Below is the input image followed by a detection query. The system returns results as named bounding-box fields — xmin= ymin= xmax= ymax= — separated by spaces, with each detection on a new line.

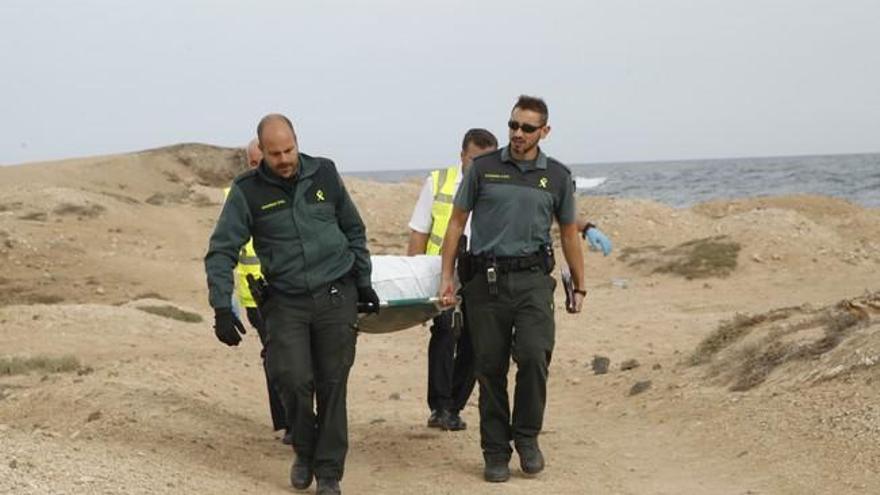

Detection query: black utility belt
xmin=471 ymin=253 xmax=545 ymax=274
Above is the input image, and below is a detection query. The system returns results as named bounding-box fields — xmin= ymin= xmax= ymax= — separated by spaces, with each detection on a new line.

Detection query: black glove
xmin=213 ymin=308 xmax=247 ymax=346
xmin=357 ymin=286 xmax=380 ymax=314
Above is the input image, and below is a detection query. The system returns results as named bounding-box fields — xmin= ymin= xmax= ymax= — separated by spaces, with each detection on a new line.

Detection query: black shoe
xmin=516 ymin=444 xmax=545 ymax=475
xmin=290 ymin=455 xmax=314 ymax=490
xmin=427 ymin=409 xmax=447 ymax=428
xmin=483 ymin=458 xmax=510 ymax=482
xmin=316 ymin=477 xmax=341 ymax=495
xmin=281 ymin=429 xmax=294 ymax=445
xmin=442 ymin=411 xmax=467 ymax=431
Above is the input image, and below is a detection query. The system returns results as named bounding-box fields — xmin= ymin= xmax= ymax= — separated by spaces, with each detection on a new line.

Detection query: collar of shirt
xmin=500 ymin=145 xmax=548 ymax=170
xmin=257 ymin=154 xmax=316 ymax=189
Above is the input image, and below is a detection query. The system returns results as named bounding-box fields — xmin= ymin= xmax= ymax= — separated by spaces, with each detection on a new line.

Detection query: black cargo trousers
xmin=460 ymin=266 xmax=556 ymax=462
xmin=427 ymin=303 xmax=476 ymax=414
xmin=245 ymin=307 xmax=288 ymax=433
xmin=263 ymin=275 xmax=358 ymax=481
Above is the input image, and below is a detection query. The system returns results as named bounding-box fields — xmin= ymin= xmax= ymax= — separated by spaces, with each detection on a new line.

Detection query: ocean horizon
xmin=346 ymin=152 xmax=880 ymax=208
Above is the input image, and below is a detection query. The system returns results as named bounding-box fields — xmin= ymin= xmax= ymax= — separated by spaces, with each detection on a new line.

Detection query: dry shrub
xmin=0 ymin=354 xmax=81 ymax=376
xmin=24 ymin=293 xmax=65 ymax=305
xmin=163 ymin=170 xmax=182 ymax=183
xmin=655 ymin=236 xmax=741 ymax=279
xmin=145 ymin=190 xmax=193 ymax=206
xmin=99 ymin=191 xmax=140 ymax=204
xmin=619 ymin=236 xmax=741 ymax=279
xmin=0 ymin=202 xmax=22 ymax=212
xmin=689 ymin=308 xmax=797 ymax=365
xmin=700 ymin=303 xmax=871 ymax=392
xmin=730 ymin=340 xmax=794 ymax=391
xmin=53 ymin=202 xmax=106 ymax=218
xmin=137 ymin=305 xmax=203 ymax=323
xmin=133 ymin=291 xmax=167 ymax=300
xmin=18 ymin=211 xmax=47 ymax=221
xmin=190 ymin=193 xmax=217 ymax=207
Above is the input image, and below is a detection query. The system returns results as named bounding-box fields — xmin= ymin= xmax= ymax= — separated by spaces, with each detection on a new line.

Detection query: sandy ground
xmin=1 ymin=144 xmax=879 ymax=494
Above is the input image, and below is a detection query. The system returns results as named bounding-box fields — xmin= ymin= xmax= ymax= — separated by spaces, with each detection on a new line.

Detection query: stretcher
xmin=357 ymin=255 xmax=444 ymax=334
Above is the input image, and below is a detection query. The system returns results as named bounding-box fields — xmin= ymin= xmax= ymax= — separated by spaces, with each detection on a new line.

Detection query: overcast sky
xmin=1 ymin=0 xmax=878 ymax=170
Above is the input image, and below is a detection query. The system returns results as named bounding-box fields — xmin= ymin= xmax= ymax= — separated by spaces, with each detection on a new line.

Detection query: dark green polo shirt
xmin=454 ymin=146 xmax=576 ymax=257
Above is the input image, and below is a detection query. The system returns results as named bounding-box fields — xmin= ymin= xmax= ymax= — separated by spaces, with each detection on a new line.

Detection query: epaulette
xmin=546 ymin=155 xmax=572 ymax=176
xmin=233 ymin=167 xmax=259 ymax=184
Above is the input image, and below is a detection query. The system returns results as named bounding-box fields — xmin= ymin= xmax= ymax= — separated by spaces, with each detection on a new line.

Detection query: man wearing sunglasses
xmin=438 ymin=95 xmax=586 ymax=483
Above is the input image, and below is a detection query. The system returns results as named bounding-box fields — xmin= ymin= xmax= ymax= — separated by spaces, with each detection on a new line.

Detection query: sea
xmin=348 ymin=153 xmax=880 ymax=208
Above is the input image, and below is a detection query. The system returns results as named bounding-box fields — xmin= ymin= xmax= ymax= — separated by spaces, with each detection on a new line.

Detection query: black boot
xmin=442 ymin=411 xmax=467 ymax=431
xmin=316 ymin=477 xmax=342 ymax=495
xmin=289 ymin=455 xmax=314 ymax=490
xmin=516 ymin=443 xmax=545 ymax=475
xmin=483 ymin=456 xmax=510 ymax=482
xmin=427 ymin=409 xmax=448 ymax=428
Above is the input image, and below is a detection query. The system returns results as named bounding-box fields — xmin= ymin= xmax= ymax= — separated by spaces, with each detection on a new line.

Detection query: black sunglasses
xmin=507 ymin=120 xmax=543 ymax=133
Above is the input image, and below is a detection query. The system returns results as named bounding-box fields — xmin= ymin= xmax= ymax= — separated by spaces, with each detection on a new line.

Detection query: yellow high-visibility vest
xmin=425 ymin=166 xmax=459 ymax=255
xmin=223 ymin=188 xmax=263 ymax=308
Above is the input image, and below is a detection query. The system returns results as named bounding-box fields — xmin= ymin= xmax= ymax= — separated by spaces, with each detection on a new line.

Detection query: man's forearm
xmin=559 ymin=224 xmax=585 ymax=289
xmin=440 ymin=212 xmax=467 ymax=279
xmin=407 ymin=230 xmax=430 ymax=256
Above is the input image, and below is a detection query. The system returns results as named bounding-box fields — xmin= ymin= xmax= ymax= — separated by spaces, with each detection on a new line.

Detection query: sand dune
xmin=1 ymin=144 xmax=879 ymax=494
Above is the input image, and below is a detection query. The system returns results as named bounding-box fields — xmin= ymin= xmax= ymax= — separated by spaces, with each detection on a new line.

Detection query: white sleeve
xmin=407 ymin=176 xmax=435 ymax=233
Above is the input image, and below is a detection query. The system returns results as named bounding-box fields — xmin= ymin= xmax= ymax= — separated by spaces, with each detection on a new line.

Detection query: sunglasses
xmin=507 ymin=120 xmax=543 ymax=133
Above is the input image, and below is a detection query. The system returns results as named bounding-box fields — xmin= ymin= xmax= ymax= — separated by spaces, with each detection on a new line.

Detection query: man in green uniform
xmin=226 ymin=138 xmax=289 ymax=444
xmin=205 ymin=114 xmax=378 ymax=495
xmin=439 ymin=95 xmax=586 ymax=482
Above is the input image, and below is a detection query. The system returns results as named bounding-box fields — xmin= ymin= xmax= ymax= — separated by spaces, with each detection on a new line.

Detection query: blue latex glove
xmin=583 ymin=225 xmax=612 ymax=256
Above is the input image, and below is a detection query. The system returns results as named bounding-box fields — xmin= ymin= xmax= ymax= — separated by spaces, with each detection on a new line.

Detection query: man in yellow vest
xmin=407 ymin=128 xmax=498 ymax=431
xmin=226 ymin=138 xmax=289 ymax=443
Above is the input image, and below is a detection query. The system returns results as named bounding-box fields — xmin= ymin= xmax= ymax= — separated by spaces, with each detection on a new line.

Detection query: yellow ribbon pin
xmin=316 ymin=189 xmax=325 ymax=201
xmin=539 ymin=177 xmax=548 ymax=188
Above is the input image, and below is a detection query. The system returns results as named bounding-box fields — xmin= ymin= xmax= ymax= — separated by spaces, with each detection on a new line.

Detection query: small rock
xmin=629 ymin=380 xmax=652 ymax=396
xmin=370 ymin=418 xmax=386 ymax=425
xmin=620 ymin=359 xmax=640 ymax=371
xmin=703 ymin=283 xmax=712 ymax=289
xmin=9 ymin=459 xmax=17 ymax=469
xmin=751 ymin=254 xmax=763 ymax=263
xmin=591 ymin=355 xmax=610 ymax=375
xmin=388 ymin=392 xmax=401 ymax=401
xmin=95 ymin=287 xmax=105 ymax=295
xmin=569 ymin=377 xmax=582 ymax=385
xmin=652 ymin=363 xmax=662 ymax=370
xmin=86 ymin=411 xmax=102 ymax=422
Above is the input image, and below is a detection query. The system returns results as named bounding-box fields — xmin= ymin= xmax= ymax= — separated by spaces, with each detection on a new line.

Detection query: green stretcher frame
xmin=357 ymin=297 xmax=442 ymax=334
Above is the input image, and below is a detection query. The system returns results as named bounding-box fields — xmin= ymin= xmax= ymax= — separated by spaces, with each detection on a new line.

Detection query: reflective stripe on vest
xmin=425 ymin=166 xmax=459 ymax=255
xmin=224 ymin=187 xmax=263 ymax=308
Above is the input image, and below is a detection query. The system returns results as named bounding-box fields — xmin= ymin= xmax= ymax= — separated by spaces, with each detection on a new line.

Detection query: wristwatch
xmin=581 ymin=222 xmax=595 ymax=237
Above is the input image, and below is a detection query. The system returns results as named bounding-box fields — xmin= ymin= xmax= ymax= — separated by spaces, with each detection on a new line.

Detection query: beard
xmin=511 ymin=137 xmax=538 ymax=156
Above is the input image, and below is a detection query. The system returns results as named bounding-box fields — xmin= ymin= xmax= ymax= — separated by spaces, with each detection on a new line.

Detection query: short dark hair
xmin=256 ymin=113 xmax=295 ymax=143
xmin=512 ymin=95 xmax=549 ymax=125
xmin=461 ymin=128 xmax=498 ymax=151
